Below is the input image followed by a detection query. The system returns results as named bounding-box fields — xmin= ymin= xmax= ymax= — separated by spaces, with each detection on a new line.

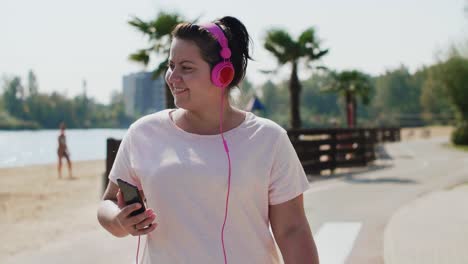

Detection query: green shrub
xmin=451 ymin=123 xmax=468 ymax=145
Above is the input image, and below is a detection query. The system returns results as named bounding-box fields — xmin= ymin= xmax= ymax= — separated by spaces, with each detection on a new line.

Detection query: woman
xmin=57 ymin=122 xmax=73 ymax=179
xmin=97 ymin=16 xmax=319 ymax=263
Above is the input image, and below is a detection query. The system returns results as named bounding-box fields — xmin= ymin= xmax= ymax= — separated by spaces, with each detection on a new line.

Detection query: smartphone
xmin=117 ymin=179 xmax=146 ymax=216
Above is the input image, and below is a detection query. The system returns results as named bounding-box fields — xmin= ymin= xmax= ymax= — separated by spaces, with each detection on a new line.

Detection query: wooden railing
xmin=287 ymin=127 xmax=400 ymax=174
xmin=103 ymin=127 xmax=400 ymax=190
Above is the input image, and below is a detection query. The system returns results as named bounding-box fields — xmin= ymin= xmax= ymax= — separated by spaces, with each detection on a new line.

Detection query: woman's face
xmin=165 ymin=37 xmax=219 ymax=110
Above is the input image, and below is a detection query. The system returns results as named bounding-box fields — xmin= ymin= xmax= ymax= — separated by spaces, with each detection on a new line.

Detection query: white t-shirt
xmin=109 ymin=109 xmax=310 ymax=264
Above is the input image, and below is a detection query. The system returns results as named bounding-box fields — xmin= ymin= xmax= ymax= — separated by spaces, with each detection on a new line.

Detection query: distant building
xmin=123 ymin=72 xmax=166 ymax=116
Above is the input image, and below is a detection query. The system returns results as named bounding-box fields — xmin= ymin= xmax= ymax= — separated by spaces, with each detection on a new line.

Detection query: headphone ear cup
xmin=211 ymin=62 xmax=235 ymax=88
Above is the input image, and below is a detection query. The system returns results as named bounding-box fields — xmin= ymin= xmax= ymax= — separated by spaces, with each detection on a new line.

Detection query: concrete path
xmin=304 ymin=137 xmax=468 ymax=264
xmin=384 ymin=184 xmax=468 ymax=264
xmin=3 ymin=225 xmax=138 ymax=264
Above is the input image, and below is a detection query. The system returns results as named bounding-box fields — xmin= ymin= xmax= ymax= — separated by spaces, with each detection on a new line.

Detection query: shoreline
xmin=0 ymin=159 xmax=106 ymax=170
xmin=0 ymin=160 xmax=107 ymax=261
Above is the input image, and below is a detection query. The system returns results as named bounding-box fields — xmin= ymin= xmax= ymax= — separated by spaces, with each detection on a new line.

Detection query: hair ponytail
xmin=216 ymin=16 xmax=253 ymax=87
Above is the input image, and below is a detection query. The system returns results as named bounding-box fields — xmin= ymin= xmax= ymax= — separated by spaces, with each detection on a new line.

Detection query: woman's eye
xmin=182 ymin=66 xmax=192 ymax=71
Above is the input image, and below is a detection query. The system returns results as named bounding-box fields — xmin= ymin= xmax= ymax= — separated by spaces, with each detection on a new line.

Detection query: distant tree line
xmin=250 ymin=52 xmax=467 ymax=145
xmin=0 ymin=70 xmax=133 ymax=130
xmin=250 ymin=62 xmax=456 ymax=129
xmin=2 ymin=55 xmax=466 ymax=146
xmin=1 ymin=50 xmax=463 ymax=132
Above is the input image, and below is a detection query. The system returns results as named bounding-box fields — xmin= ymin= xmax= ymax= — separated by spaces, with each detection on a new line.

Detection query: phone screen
xmin=117 ymin=179 xmax=146 ymax=216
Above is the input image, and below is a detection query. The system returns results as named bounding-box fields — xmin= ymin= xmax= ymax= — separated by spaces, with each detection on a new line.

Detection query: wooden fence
xmin=102 ymin=127 xmax=400 ymax=190
xmin=287 ymin=127 xmax=400 ymax=174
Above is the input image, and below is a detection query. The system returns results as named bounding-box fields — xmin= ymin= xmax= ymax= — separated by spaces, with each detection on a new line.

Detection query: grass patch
xmin=452 ymin=144 xmax=468 ymax=152
xmin=446 ymin=182 xmax=468 ymax=190
xmin=443 ymin=142 xmax=468 ymax=152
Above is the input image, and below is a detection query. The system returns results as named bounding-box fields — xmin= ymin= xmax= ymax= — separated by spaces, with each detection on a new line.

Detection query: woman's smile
xmin=173 ymin=87 xmax=189 ymax=95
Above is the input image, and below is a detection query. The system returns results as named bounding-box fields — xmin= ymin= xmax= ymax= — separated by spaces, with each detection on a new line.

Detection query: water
xmin=0 ymin=129 xmax=128 ymax=168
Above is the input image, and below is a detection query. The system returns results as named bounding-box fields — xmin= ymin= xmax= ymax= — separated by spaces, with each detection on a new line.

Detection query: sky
xmin=1 ymin=0 xmax=467 ymax=104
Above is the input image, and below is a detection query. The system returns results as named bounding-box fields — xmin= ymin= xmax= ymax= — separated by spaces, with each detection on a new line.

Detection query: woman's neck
xmin=175 ymin=105 xmax=244 ymax=135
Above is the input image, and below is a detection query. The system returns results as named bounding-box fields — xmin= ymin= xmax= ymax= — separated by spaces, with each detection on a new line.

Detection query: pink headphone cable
xmin=220 ymin=88 xmax=231 ymax=264
xmin=136 ymin=235 xmax=141 ymax=264
xmin=134 ymin=90 xmax=231 ymax=264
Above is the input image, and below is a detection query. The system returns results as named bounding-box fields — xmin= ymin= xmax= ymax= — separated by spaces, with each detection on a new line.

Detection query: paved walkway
xmin=3 ymin=228 xmax=138 ymax=264
xmin=384 ymin=184 xmax=468 ymax=264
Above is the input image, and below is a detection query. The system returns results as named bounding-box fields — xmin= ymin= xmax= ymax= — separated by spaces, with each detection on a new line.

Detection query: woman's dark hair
xmin=171 ymin=16 xmax=253 ymax=89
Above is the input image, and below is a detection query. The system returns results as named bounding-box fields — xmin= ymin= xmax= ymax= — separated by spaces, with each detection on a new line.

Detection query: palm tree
xmin=325 ymin=70 xmax=372 ymax=128
xmin=264 ymin=27 xmax=328 ymax=129
xmin=128 ymin=12 xmax=187 ymax=109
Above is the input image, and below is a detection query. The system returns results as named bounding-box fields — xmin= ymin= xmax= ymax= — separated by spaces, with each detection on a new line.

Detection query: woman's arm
xmin=269 ymin=194 xmax=319 ymax=264
xmin=97 ymin=181 xmax=156 ymax=237
xmin=97 ymin=181 xmax=131 ymax=237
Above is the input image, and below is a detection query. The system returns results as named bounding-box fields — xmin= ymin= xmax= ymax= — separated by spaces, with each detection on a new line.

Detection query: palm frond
xmin=152 ymin=12 xmax=184 ymax=38
xmin=128 ymin=17 xmax=152 ymax=35
xmin=315 ymin=65 xmax=329 ymax=71
xmin=264 ymin=42 xmax=288 ymax=64
xmin=324 ymin=70 xmax=373 ymax=104
xmin=298 ymin=28 xmax=316 ymax=47
xmin=153 ymin=59 xmax=169 ymax=79
xmin=264 ymin=29 xmax=296 ymax=63
xmin=310 ymin=49 xmax=329 ymax=60
xmin=304 ymin=63 xmax=329 ymax=70
xmin=258 ymin=68 xmax=279 ymax=75
xmin=128 ymin=49 xmax=150 ymax=66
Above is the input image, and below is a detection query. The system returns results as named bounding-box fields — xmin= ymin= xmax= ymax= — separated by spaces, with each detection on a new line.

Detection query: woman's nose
xmin=167 ymin=68 xmax=182 ymax=84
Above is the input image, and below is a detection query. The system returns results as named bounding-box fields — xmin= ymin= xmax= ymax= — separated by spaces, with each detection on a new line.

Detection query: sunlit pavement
xmin=305 ymin=137 xmax=468 ymax=264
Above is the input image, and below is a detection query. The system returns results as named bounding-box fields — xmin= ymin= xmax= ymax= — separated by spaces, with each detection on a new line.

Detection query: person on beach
xmin=57 ymin=122 xmax=73 ymax=179
xmin=97 ymin=16 xmax=319 ymax=263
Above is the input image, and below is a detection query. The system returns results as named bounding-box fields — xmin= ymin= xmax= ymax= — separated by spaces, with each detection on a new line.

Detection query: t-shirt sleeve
xmin=269 ymin=130 xmax=310 ymax=205
xmin=108 ymin=126 xmax=142 ymax=190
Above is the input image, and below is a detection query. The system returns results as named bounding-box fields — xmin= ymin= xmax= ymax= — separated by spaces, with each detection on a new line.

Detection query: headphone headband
xmin=200 ymin=23 xmax=231 ymax=59
xmin=198 ymin=22 xmax=235 ymax=88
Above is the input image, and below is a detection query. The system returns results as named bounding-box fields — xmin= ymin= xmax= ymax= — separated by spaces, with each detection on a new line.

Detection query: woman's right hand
xmin=115 ymin=190 xmax=158 ymax=236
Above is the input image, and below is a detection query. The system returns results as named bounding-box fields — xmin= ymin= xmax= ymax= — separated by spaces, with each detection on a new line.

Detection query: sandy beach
xmin=0 ymin=160 xmax=106 ymax=261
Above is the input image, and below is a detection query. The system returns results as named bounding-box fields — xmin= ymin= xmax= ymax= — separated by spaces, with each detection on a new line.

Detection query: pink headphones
xmin=200 ymin=23 xmax=235 ymax=89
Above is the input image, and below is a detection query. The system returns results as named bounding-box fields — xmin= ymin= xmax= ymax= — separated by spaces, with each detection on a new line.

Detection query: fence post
xmin=330 ymin=131 xmax=337 ymax=173
xmin=369 ymin=128 xmax=377 ymax=161
xmin=395 ymin=127 xmax=401 ymax=141
xmin=360 ymin=129 xmax=368 ymax=165
xmin=390 ymin=128 xmax=396 ymax=142
xmin=103 ymin=138 xmax=122 ymax=194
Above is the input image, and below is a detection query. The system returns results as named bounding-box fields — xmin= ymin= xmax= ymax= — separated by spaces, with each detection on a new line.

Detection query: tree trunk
xmin=289 ymin=62 xmax=302 ymax=129
xmin=346 ymin=91 xmax=353 ymax=128
xmin=352 ymin=96 xmax=357 ymax=127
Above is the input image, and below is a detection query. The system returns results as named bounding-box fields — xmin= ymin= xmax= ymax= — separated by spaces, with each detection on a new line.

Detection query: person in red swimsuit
xmin=57 ymin=122 xmax=73 ymax=179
